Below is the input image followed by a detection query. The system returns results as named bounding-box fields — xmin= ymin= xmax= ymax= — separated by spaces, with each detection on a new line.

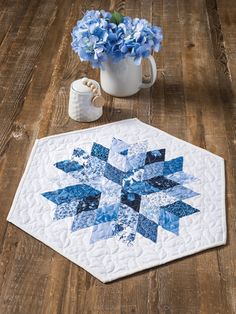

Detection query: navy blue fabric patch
xmin=136 ymin=214 xmax=158 ymax=242
xmin=91 ymin=142 xmax=109 ymax=161
xmin=163 ymin=157 xmax=183 ymax=176
xmin=76 ymin=195 xmax=101 ymax=213
xmin=104 ymin=163 xmax=124 ymax=185
xmin=54 ymin=160 xmax=83 ymax=173
xmin=121 ymin=190 xmax=141 ymax=212
xmin=145 ymin=149 xmax=165 ymax=165
xmin=147 ymin=176 xmax=179 ymax=190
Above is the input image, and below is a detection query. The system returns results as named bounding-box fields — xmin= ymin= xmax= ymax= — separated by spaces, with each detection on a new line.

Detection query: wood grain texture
xmin=0 ymin=0 xmax=235 ymax=313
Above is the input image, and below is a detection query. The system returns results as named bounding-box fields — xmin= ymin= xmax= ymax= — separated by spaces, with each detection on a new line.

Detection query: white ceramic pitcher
xmin=100 ymin=55 xmax=157 ymax=97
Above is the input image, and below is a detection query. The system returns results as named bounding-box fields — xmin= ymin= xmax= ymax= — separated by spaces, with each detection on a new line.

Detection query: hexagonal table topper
xmin=7 ymin=119 xmax=226 ymax=282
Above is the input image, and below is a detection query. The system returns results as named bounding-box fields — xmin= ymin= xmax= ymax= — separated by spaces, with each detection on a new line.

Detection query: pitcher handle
xmin=140 ymin=55 xmax=157 ymax=89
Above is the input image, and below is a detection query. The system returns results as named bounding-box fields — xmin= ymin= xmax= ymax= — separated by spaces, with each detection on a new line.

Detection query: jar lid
xmin=71 ymin=78 xmax=99 ymax=94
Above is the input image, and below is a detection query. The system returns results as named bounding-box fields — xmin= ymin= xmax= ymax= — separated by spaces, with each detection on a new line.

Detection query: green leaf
xmin=110 ymin=11 xmax=124 ymax=25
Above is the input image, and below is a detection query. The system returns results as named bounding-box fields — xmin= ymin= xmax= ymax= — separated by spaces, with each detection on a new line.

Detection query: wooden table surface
xmin=0 ymin=0 xmax=235 ymax=313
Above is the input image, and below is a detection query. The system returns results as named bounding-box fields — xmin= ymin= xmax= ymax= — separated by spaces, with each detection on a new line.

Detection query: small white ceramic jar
xmin=68 ymin=78 xmax=105 ymax=122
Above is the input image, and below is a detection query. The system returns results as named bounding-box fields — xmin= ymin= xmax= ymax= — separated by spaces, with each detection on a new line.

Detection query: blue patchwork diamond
xmin=121 ymin=190 xmax=141 ymax=212
xmin=94 ymin=203 xmax=119 ymax=224
xmin=162 ymin=201 xmax=200 ymax=218
xmin=147 ymin=176 xmax=179 ymax=190
xmin=136 ymin=214 xmax=158 ymax=242
xmin=123 ymin=180 xmax=160 ymax=195
xmin=145 ymin=149 xmax=165 ymax=164
xmin=159 ymin=208 xmax=179 ymax=235
xmin=42 ymin=184 xmax=101 ymax=206
xmin=104 ymin=163 xmax=124 ymax=185
xmin=163 ymin=157 xmax=183 ymax=176
xmin=54 ymin=160 xmax=83 ymax=173
xmin=91 ymin=142 xmax=109 ymax=161
xmin=143 ymin=161 xmax=164 ymax=180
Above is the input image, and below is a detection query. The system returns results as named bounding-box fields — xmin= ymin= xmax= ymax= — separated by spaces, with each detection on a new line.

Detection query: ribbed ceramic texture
xmin=68 ymin=80 xmax=102 ymax=122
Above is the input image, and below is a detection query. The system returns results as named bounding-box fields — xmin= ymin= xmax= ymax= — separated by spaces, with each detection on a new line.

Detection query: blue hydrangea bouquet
xmin=71 ymin=10 xmax=163 ymax=68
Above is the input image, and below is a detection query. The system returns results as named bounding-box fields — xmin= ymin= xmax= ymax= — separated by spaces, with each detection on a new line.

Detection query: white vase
xmin=100 ymin=55 xmax=157 ymax=97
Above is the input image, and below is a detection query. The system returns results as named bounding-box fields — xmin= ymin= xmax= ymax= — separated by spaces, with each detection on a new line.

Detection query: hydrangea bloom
xmin=71 ymin=10 xmax=163 ymax=68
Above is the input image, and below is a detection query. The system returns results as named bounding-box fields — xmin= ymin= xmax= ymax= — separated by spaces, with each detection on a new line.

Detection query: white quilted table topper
xmin=7 ymin=118 xmax=226 ymax=283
